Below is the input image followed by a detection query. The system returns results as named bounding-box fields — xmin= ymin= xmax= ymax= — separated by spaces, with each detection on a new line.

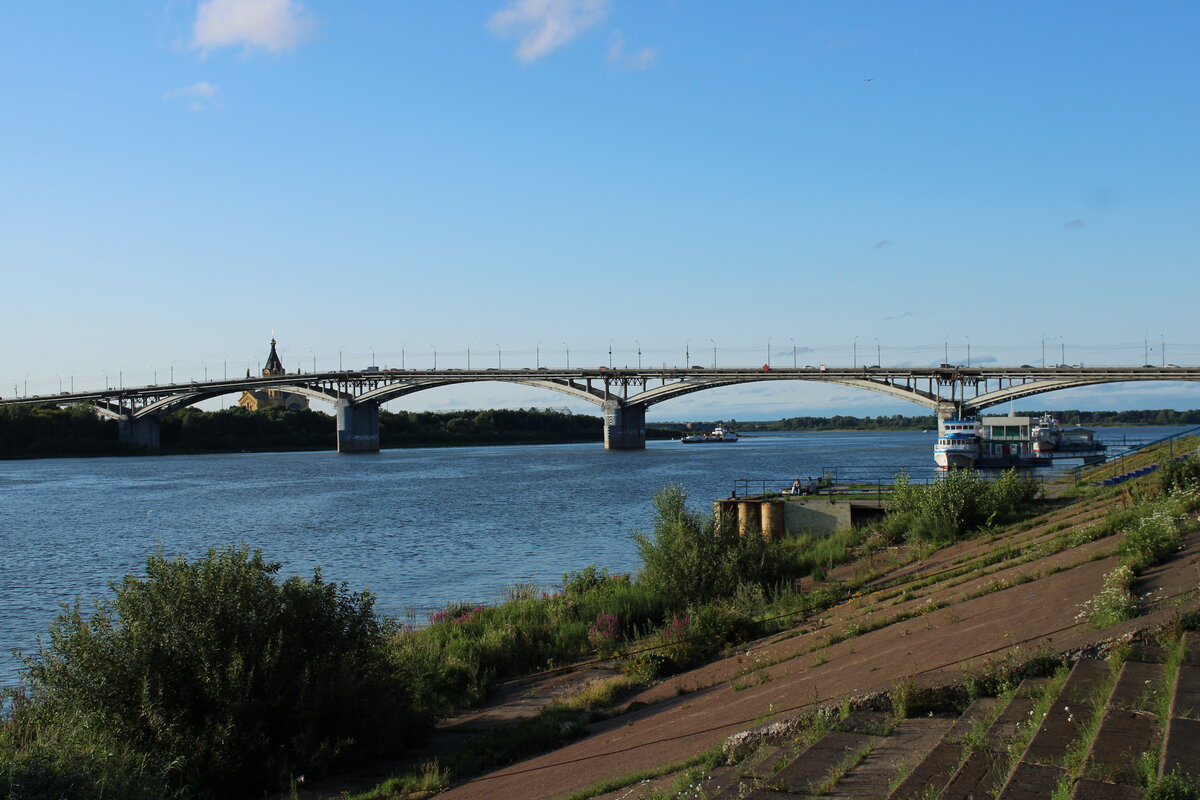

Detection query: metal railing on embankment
xmin=1072 ymin=425 xmax=1200 ymax=485
xmin=731 ymin=468 xmax=1050 ymax=504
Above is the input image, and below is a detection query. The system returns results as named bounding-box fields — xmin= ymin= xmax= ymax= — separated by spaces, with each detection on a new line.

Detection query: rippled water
xmin=0 ymin=427 xmax=1183 ymax=686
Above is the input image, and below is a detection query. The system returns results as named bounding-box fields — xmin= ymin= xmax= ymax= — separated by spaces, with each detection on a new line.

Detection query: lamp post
xmin=369 ymin=346 xmax=376 ymax=368
xmin=1161 ymin=334 xmax=1165 ymax=367
xmin=767 ymin=338 xmax=772 ymax=367
xmin=224 ymin=357 xmax=228 ymax=380
xmin=102 ymin=371 xmax=108 ymax=390
xmin=170 ymin=362 xmax=175 ymax=383
xmin=431 ymin=346 xmax=438 ymax=371
xmin=964 ymin=335 xmax=970 ymax=367
xmin=1060 ymin=340 xmax=1065 ymax=366
xmin=711 ymin=338 xmax=717 ymax=368
xmin=57 ymin=375 xmax=62 ymax=393
xmin=1041 ymin=334 xmax=1046 ymax=368
xmin=201 ymin=361 xmax=207 ymax=382
xmin=401 ymin=343 xmax=407 ymax=371
xmin=70 ymin=374 xmax=74 ymax=393
xmin=1144 ymin=334 xmax=1149 ymax=366
xmin=119 ymin=367 xmax=124 ymax=388
xmin=339 ymin=345 xmax=346 ymax=372
xmin=309 ymin=351 xmax=316 ymax=373
xmin=496 ymin=343 xmax=501 ymax=369
xmin=608 ymin=339 xmax=613 ymax=369
xmin=686 ymin=339 xmax=692 ymax=368
xmin=790 ymin=337 xmax=796 ymax=368
xmin=635 ymin=339 xmax=641 ymax=369
xmin=853 ymin=336 xmax=858 ymax=368
xmin=944 ymin=335 xmax=949 ymax=366
xmin=467 ymin=342 xmax=473 ymax=370
xmin=563 ymin=342 xmax=570 ymax=369
xmin=875 ymin=337 xmax=880 ymax=367
xmin=536 ymin=341 xmax=542 ymax=369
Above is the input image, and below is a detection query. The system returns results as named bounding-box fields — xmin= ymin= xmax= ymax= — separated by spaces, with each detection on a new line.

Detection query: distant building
xmin=238 ymin=338 xmax=310 ymax=411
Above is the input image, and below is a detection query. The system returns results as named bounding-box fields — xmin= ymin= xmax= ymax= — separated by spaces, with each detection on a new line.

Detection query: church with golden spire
xmin=238 ymin=337 xmax=310 ymax=411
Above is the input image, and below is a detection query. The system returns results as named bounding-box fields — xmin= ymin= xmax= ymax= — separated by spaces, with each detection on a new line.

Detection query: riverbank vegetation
xmin=669 ymin=408 xmax=1200 ymax=433
xmin=4 ymin=452 xmax=1198 ymax=798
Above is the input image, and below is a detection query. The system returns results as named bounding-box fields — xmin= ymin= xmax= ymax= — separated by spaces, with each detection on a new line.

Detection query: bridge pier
xmin=935 ymin=401 xmax=963 ymax=432
xmin=602 ymin=400 xmax=646 ymax=450
xmin=118 ymin=416 xmax=160 ymax=450
xmin=336 ymin=400 xmax=380 ymax=453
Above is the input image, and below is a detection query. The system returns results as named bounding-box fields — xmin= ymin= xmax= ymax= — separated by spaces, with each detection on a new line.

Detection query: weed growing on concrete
xmin=1076 ymin=565 xmax=1137 ymax=629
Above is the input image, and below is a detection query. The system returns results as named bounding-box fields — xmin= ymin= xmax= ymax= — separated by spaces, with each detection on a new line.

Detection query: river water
xmin=0 ymin=427 xmax=1185 ymax=687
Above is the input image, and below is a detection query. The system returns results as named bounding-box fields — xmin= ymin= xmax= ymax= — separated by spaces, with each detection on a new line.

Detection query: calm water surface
xmin=0 ymin=427 xmax=1183 ymax=686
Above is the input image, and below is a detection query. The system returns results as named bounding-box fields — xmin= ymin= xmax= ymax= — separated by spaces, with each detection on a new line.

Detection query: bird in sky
xmin=864 ymin=78 xmax=874 ymax=82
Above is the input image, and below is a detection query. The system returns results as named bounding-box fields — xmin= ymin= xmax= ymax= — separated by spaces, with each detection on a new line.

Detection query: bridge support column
xmin=934 ymin=401 xmax=962 ymax=433
xmin=118 ymin=416 xmax=160 ymax=450
xmin=602 ymin=401 xmax=646 ymax=450
xmin=336 ymin=400 xmax=380 ymax=453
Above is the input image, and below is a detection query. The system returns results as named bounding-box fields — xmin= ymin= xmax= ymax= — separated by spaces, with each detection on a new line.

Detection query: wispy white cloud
xmin=165 ymin=81 xmax=222 ymax=111
xmin=606 ymin=31 xmax=658 ymax=70
xmin=192 ymin=0 xmax=313 ymax=56
xmin=488 ymin=0 xmax=609 ymax=62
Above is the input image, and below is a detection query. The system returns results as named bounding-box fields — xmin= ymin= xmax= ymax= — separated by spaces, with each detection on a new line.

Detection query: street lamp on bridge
xmin=790 ymin=337 xmax=796 ymax=368
xmin=875 ymin=337 xmax=880 ymax=367
xmin=563 ymin=342 xmax=570 ymax=369
xmin=608 ymin=339 xmax=613 ymax=369
xmin=401 ymin=343 xmax=407 ymax=371
xmin=853 ymin=336 xmax=857 ymax=368
xmin=686 ymin=339 xmax=692 ymax=368
xmin=767 ymin=338 xmax=772 ymax=368
xmin=201 ymin=361 xmax=207 ymax=382
xmin=536 ymin=341 xmax=542 ymax=369
xmin=309 ymin=351 xmax=316 ymax=373
xmin=339 ymin=345 xmax=346 ymax=372
xmin=496 ymin=344 xmax=502 ymax=369
xmin=431 ymin=345 xmax=438 ymax=371
xmin=467 ymin=342 xmax=473 ymax=370
xmin=635 ymin=339 xmax=641 ymax=369
xmin=712 ymin=339 xmax=717 ymax=368
xmin=369 ymin=347 xmax=376 ymax=368
xmin=965 ymin=335 xmax=970 ymax=368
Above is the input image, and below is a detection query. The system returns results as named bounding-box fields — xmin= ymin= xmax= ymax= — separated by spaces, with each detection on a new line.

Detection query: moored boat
xmin=934 ymin=418 xmax=981 ymax=468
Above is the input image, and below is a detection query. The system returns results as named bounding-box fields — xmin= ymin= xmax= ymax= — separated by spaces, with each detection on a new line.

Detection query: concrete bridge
xmin=2 ymin=365 xmax=1198 ymax=452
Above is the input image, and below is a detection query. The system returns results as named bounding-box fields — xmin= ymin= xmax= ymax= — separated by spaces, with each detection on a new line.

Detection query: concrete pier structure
xmin=118 ymin=416 xmax=160 ymax=450
xmin=336 ymin=399 xmax=380 ymax=453
xmin=602 ymin=400 xmax=646 ymax=450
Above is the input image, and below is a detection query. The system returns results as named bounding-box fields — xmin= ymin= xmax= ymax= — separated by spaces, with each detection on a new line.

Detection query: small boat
xmin=681 ymin=426 xmax=739 ymax=443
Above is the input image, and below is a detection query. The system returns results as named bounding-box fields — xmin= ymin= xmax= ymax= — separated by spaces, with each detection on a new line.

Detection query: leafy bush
xmin=15 ymin=546 xmax=417 ymax=799
xmin=631 ymin=485 xmax=785 ymax=609
xmin=883 ymin=469 xmax=1040 ymax=544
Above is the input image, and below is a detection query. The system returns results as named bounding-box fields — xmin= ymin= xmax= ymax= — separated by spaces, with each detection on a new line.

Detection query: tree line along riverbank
xmin=0 ymin=404 xmax=1196 ymax=459
xmin=0 ymin=405 xmax=674 ymax=458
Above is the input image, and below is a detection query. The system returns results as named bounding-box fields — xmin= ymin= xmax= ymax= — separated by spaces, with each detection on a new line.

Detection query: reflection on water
xmin=0 ymin=427 xmax=1183 ymax=686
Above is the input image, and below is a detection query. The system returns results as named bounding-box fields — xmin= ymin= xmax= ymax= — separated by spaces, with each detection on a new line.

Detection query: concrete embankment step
xmin=994 ymin=658 xmax=1110 ymax=800
xmin=1081 ymin=660 xmax=1165 ymax=788
xmin=1159 ymin=631 xmax=1200 ymax=781
xmin=935 ymin=677 xmax=1047 ymax=800
xmin=820 ymin=716 xmax=954 ymax=800
xmin=711 ymin=711 xmax=892 ymax=799
xmin=887 ymin=698 xmax=1002 ymax=800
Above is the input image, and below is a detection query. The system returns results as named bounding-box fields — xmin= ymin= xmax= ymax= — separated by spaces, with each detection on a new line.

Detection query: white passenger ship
xmin=934 ymin=419 xmax=981 ymax=468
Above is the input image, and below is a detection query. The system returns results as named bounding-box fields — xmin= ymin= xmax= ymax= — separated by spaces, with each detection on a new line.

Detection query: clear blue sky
xmin=2 ymin=1 xmax=1197 ymax=419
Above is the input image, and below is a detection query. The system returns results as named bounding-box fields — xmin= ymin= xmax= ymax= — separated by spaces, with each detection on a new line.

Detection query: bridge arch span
xmin=131 ymin=383 xmax=349 ymax=418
